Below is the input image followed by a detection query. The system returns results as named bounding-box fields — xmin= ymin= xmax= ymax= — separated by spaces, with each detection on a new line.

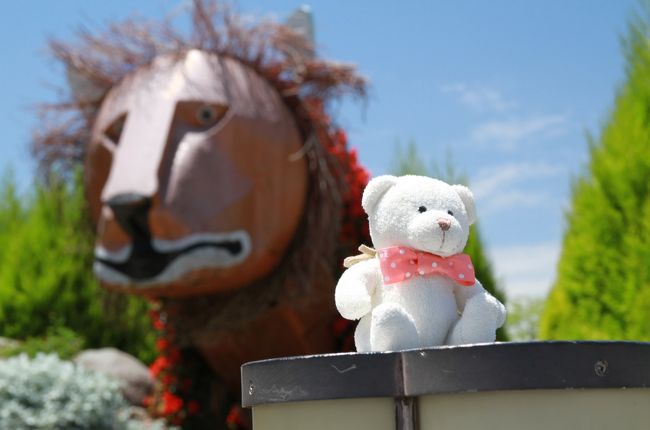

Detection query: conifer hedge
xmin=0 ymin=172 xmax=156 ymax=362
xmin=539 ymin=13 xmax=650 ymax=340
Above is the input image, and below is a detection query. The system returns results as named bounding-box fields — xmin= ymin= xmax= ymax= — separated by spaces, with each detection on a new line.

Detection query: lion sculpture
xmin=34 ymin=2 xmax=369 ymax=428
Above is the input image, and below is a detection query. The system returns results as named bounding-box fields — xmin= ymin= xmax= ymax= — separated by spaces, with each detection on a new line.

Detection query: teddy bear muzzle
xmin=437 ymin=218 xmax=451 ymax=231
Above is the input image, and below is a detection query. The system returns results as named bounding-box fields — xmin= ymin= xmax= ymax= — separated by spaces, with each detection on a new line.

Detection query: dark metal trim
xmin=241 ymin=341 xmax=650 ymax=407
xmin=395 ymin=397 xmax=418 ymax=430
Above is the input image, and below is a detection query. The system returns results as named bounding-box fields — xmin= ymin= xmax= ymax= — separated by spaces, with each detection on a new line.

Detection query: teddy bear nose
xmin=437 ymin=218 xmax=451 ymax=231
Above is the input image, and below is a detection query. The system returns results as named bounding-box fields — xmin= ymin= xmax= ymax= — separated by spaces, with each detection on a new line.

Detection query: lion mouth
xmin=94 ymin=230 xmax=251 ymax=287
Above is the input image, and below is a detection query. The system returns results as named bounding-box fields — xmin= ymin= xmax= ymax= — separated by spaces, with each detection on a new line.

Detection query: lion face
xmin=86 ymin=50 xmax=307 ymax=297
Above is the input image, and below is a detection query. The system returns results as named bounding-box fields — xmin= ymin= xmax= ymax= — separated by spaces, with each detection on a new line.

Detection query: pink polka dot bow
xmin=378 ymin=246 xmax=475 ymax=286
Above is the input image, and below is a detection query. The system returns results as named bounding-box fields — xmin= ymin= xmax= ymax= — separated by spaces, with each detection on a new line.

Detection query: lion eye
xmin=180 ymin=101 xmax=228 ymax=130
xmin=196 ymin=105 xmax=218 ymax=126
xmin=103 ymin=113 xmax=127 ymax=146
xmin=418 ymin=206 xmax=427 ymax=213
xmin=447 ymin=210 xmax=454 ymax=216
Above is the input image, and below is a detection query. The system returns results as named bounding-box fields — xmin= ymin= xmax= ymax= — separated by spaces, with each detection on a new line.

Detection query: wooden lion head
xmin=88 ymin=49 xmax=308 ymax=297
xmin=35 ymin=1 xmax=367 ymax=299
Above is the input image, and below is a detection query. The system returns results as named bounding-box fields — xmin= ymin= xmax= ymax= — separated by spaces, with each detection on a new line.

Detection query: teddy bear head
xmin=362 ymin=175 xmax=476 ymax=257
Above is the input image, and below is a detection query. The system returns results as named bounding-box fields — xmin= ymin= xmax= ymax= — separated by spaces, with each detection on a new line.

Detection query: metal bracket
xmin=395 ymin=396 xmax=418 ymax=430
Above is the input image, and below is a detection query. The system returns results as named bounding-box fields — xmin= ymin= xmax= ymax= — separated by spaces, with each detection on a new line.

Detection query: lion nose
xmin=105 ymin=193 xmax=152 ymax=239
xmin=437 ymin=218 xmax=451 ymax=231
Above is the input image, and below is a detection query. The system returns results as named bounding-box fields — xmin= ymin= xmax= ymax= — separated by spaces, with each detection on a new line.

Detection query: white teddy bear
xmin=335 ymin=175 xmax=506 ymax=352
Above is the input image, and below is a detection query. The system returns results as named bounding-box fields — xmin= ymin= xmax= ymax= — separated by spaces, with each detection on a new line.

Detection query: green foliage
xmin=540 ymin=10 xmax=650 ymax=340
xmin=0 ymin=353 xmax=126 ymax=429
xmin=0 ymin=353 xmax=176 ymax=430
xmin=391 ymin=141 xmax=429 ymax=176
xmin=506 ymin=297 xmax=544 ymax=341
xmin=0 ymin=171 xmax=156 ymax=362
xmin=391 ymin=142 xmax=509 ymax=340
xmin=0 ymin=326 xmax=84 ymax=360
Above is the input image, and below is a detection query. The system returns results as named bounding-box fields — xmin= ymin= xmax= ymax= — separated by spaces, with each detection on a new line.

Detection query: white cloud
xmin=488 ymin=242 xmax=561 ymax=298
xmin=470 ymin=162 xmax=562 ymax=214
xmin=471 ymin=114 xmax=569 ymax=150
xmin=471 ymin=162 xmax=561 ymax=199
xmin=480 ymin=190 xmax=550 ymax=215
xmin=441 ymin=83 xmax=516 ymax=113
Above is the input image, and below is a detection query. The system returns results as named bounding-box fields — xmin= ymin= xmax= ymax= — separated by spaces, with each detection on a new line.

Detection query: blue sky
xmin=0 ymin=1 xmax=640 ymax=298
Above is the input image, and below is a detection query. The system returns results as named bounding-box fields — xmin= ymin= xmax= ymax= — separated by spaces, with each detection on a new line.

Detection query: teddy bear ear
xmin=452 ymin=184 xmax=477 ymax=225
xmin=362 ymin=175 xmax=398 ymax=214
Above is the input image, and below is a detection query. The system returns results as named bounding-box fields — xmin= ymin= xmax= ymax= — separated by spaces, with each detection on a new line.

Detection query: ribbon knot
xmin=377 ymin=246 xmax=475 ymax=286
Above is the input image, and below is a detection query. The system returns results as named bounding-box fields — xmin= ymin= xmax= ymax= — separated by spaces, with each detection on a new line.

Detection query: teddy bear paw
xmin=369 ymin=303 xmax=419 ymax=351
xmin=336 ymin=291 xmax=372 ymax=321
xmin=447 ymin=295 xmax=505 ymax=345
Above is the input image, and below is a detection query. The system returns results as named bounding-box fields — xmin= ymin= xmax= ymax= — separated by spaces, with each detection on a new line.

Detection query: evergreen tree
xmin=0 ymin=171 xmax=156 ymax=362
xmin=539 ymin=11 xmax=650 ymax=340
xmin=391 ymin=140 xmax=429 ymax=176
xmin=507 ymin=297 xmax=544 ymax=341
xmin=392 ymin=142 xmax=509 ymax=340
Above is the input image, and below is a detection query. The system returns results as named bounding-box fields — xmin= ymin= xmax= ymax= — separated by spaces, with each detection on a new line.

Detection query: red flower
xmin=335 ymin=129 xmax=347 ymax=145
xmin=162 ymin=392 xmax=184 ymax=414
xmin=167 ymin=348 xmax=181 ymax=364
xmin=150 ymin=356 xmax=170 ymax=377
xmin=143 ymin=395 xmax=153 ymax=407
xmin=162 ymin=373 xmax=177 ymax=386
xmin=348 ymin=148 xmax=357 ymax=163
xmin=153 ymin=317 xmax=165 ymax=331
xmin=226 ymin=405 xmax=248 ymax=429
xmin=156 ymin=338 xmax=169 ymax=351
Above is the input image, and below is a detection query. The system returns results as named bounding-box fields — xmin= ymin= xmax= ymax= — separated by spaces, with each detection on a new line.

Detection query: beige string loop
xmin=343 ymin=244 xmax=376 ymax=268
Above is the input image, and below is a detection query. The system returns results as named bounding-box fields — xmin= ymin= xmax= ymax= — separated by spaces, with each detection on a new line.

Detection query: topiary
xmin=539 ymin=9 xmax=650 ymax=340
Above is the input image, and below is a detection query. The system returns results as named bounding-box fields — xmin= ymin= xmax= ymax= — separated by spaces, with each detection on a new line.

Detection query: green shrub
xmin=0 ymin=326 xmax=84 ymax=360
xmin=0 ymin=171 xmax=156 ymax=362
xmin=0 ymin=353 xmax=175 ymax=430
xmin=507 ymin=297 xmax=544 ymax=341
xmin=0 ymin=353 xmax=126 ymax=429
xmin=540 ymin=11 xmax=650 ymax=340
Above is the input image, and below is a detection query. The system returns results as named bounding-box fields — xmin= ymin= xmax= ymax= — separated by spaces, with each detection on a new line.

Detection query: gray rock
xmin=74 ymin=348 xmax=154 ymax=406
xmin=0 ymin=336 xmax=20 ymax=350
xmin=118 ymin=406 xmax=180 ymax=429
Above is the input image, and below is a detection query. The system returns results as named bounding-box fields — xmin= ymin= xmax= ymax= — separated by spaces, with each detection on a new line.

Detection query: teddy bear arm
xmin=335 ymin=259 xmax=381 ymax=320
xmin=447 ymin=280 xmax=507 ymax=345
xmin=456 ymin=280 xmax=506 ymax=326
xmin=453 ymin=279 xmax=485 ymax=313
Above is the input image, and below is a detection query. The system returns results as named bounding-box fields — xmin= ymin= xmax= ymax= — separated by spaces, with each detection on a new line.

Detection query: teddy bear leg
xmin=446 ymin=294 xmax=506 ymax=345
xmin=369 ymin=303 xmax=419 ymax=351
xmin=354 ymin=315 xmax=372 ymax=352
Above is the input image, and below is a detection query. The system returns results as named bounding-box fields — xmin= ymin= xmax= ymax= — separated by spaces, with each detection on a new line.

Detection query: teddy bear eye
xmin=447 ymin=210 xmax=454 ymax=216
xmin=418 ymin=206 xmax=427 ymax=213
